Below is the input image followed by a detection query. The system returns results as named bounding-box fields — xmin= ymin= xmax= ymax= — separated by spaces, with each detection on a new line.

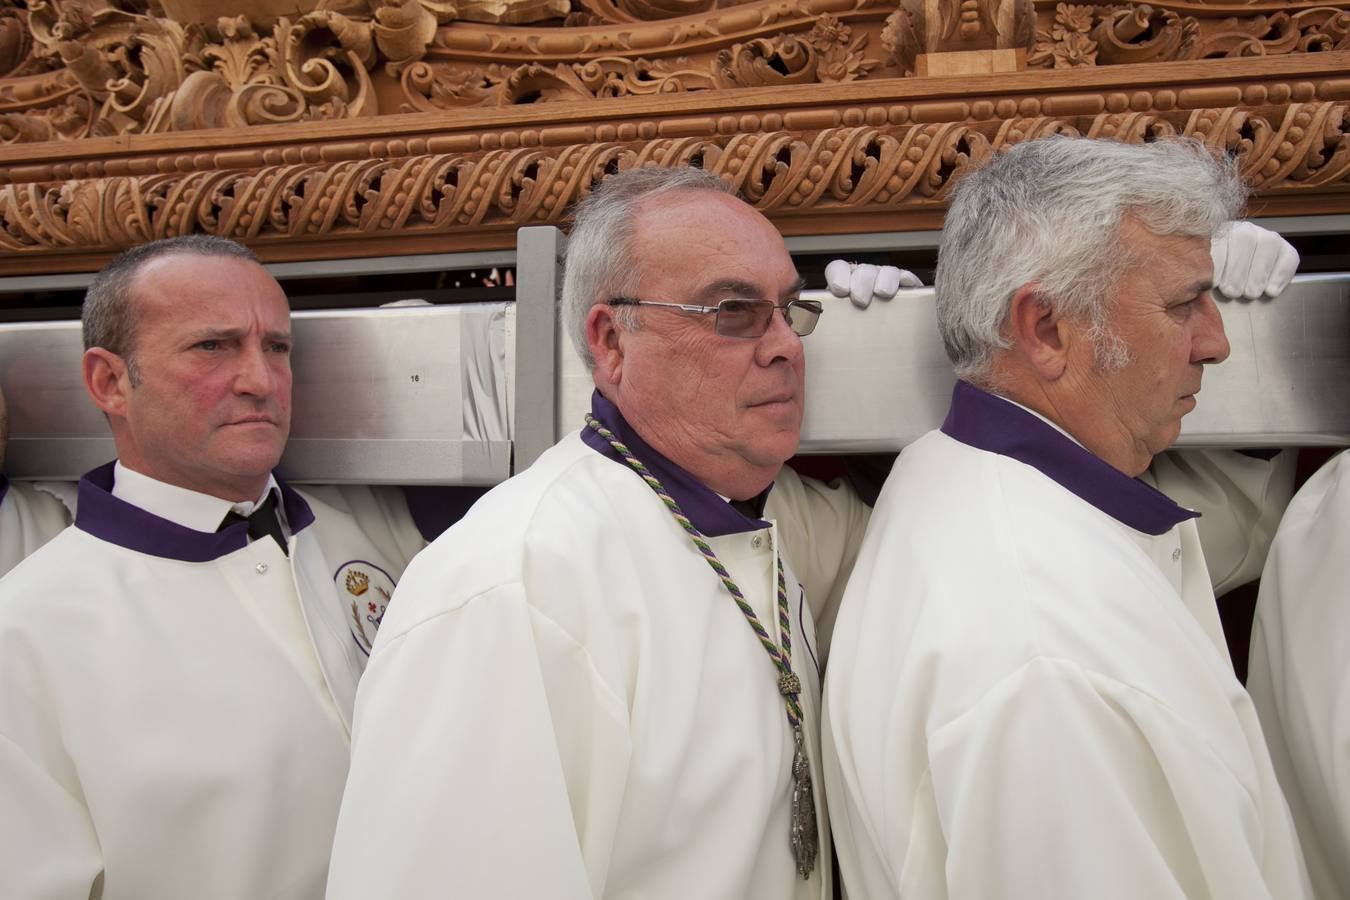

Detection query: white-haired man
xmin=824 ymin=137 xmax=1312 ymax=900
xmin=328 ymin=166 xmax=877 ymax=899
xmin=0 ymin=236 xmax=426 ymax=899
xmin=328 ymin=161 xmax=1300 ymax=899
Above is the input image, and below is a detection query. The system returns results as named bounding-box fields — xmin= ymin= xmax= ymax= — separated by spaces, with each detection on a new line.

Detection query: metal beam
xmin=512 ymin=226 xmax=564 ymax=471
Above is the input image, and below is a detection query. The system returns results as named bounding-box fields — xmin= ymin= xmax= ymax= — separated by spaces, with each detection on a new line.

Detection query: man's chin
xmin=1146 ymin=423 xmax=1185 ymax=462
xmin=215 ymin=439 xmax=286 ymax=477
xmin=745 ymin=431 xmax=801 ymax=470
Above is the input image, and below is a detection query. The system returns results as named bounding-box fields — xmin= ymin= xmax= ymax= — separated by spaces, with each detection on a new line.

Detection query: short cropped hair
xmin=935 ymin=136 xmax=1246 ymax=383
xmin=560 ymin=166 xmax=736 ymax=369
xmin=82 ymin=235 xmax=259 ymax=383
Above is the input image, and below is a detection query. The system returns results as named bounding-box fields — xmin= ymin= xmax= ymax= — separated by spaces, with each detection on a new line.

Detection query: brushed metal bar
xmin=784 ymin=231 xmax=945 ymax=253
xmin=0 ymin=250 xmax=519 ymax=294
xmin=0 ymin=304 xmax=514 ymax=483
xmin=556 ymin=275 xmax=1350 ymax=451
xmin=513 ymin=226 xmax=564 ymax=472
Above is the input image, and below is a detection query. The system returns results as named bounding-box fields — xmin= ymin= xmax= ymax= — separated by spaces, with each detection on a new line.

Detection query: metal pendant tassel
xmin=790 ymin=724 xmax=819 ymax=879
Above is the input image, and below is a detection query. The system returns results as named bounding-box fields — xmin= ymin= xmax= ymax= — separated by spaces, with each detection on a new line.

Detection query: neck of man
xmin=112 ymin=442 xmax=273 ymax=505
xmin=610 ymin=404 xmax=781 ymax=502
xmin=982 ymin=365 xmax=1154 ymax=478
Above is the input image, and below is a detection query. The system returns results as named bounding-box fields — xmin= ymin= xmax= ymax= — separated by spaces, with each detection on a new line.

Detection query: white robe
xmin=1248 ymin=449 xmax=1350 ymax=900
xmin=0 ymin=465 xmax=423 ymax=900
xmin=1147 ymin=448 xmax=1296 ymax=598
xmin=327 ymin=422 xmax=868 ymax=900
xmin=824 ymin=385 xmax=1310 ymax=900
xmin=0 ymin=478 xmax=74 ymax=577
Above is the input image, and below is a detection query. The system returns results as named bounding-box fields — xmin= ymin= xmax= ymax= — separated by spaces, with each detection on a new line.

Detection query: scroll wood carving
xmin=3 ymin=100 xmax=1348 ymax=260
xmin=1 ymin=0 xmax=1349 ymax=271
xmin=3 ymin=0 xmax=1350 ymax=140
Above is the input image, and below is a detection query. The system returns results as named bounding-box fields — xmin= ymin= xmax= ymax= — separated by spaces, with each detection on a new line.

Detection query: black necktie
xmin=220 ymin=491 xmax=288 ymax=556
xmin=729 ymin=486 xmax=771 ymax=520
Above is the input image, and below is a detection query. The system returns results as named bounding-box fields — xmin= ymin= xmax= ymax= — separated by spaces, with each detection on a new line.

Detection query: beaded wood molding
xmin=0 ymin=0 xmax=1347 ymax=273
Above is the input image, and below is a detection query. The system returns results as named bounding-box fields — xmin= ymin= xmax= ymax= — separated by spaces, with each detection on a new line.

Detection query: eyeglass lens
xmin=715 ymin=299 xmax=821 ymax=338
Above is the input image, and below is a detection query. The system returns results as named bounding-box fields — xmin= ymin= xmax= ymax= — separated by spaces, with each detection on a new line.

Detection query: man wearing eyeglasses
xmin=327 ymin=161 xmax=1300 ymax=900
xmin=328 ymin=166 xmax=869 ymax=899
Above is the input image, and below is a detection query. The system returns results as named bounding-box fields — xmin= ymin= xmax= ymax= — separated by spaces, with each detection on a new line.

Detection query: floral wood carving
xmin=3 ymin=100 xmax=1347 ymax=259
xmin=1031 ymin=3 xmax=1202 ymax=67
xmin=399 ymin=14 xmax=879 ymax=108
xmin=1195 ymin=7 xmax=1350 ymax=58
xmin=1030 ymin=2 xmax=1350 ymax=68
xmin=886 ymin=0 xmax=1035 ymax=74
xmin=1 ymin=1 xmax=1349 ymax=270
xmin=3 ymin=0 xmax=1348 ymax=141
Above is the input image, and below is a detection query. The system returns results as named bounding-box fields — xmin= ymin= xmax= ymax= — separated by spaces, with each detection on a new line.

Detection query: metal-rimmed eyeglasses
xmin=607 ymin=296 xmax=824 ymax=338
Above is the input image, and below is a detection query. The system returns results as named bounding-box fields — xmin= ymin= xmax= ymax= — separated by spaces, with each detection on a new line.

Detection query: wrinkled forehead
xmin=631 ymin=191 xmax=799 ymax=298
xmin=1115 ymin=219 xmax=1214 ymax=277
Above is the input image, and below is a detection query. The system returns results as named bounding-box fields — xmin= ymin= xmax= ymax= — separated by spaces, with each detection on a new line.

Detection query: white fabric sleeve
xmin=0 ymin=482 xmax=75 ymax=578
xmin=928 ymin=657 xmax=1290 ymax=900
xmin=1247 ymin=452 xmax=1350 ymax=899
xmin=0 ymin=734 xmax=102 ymax=899
xmin=29 ymin=482 xmax=78 ymax=520
xmin=767 ymin=468 xmax=872 ymax=667
xmin=327 ymin=585 xmax=631 ymax=900
xmin=300 ymin=484 xmax=427 ymax=571
xmin=1146 ymin=449 xmax=1296 ymax=596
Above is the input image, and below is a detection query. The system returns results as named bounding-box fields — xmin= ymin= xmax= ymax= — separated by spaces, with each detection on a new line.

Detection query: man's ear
xmin=586 ymin=303 xmax=626 ymax=388
xmin=1006 ymin=284 xmax=1073 ymax=382
xmin=82 ymin=347 xmax=132 ymax=418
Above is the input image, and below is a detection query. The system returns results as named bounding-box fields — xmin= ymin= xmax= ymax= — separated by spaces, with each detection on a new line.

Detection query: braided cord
xmin=585 ymin=414 xmax=803 ymax=727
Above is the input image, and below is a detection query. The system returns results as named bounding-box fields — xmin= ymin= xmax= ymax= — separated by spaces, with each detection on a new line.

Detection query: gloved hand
xmin=1211 ymin=221 xmax=1299 ymax=301
xmin=825 ymin=260 xmax=924 ymax=309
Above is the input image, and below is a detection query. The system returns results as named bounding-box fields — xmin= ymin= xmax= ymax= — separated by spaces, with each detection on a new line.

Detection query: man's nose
xmin=1193 ymin=292 xmax=1231 ymax=365
xmin=234 ymin=344 xmax=281 ymax=396
xmin=754 ymin=305 xmax=805 ymax=366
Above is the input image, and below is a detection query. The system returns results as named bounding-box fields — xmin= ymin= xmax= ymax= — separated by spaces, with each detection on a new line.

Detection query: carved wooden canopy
xmin=0 ymin=0 xmax=1347 ymax=274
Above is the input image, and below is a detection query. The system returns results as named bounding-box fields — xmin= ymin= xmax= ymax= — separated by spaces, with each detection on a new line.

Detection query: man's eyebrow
xmin=184 ymin=327 xmax=243 ymax=343
xmin=1181 ymin=279 xmax=1214 ymax=298
xmin=182 ymin=327 xmax=293 ymax=343
xmin=695 ymin=276 xmax=808 ymax=302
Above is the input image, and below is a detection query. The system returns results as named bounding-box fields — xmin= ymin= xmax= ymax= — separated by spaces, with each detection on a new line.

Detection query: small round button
xmin=751 ymin=535 xmax=763 ymax=549
xmin=1171 ymin=548 xmax=1182 ymax=562
xmin=256 ymin=563 xmax=269 ymax=575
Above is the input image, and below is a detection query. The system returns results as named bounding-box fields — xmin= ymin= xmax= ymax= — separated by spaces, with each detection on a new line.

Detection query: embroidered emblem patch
xmin=335 ymin=560 xmax=396 ymax=655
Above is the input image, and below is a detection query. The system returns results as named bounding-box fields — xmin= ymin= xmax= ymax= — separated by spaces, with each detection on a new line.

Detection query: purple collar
xmin=581 ymin=391 xmax=771 ymax=538
xmin=74 ymin=462 xmax=316 ymax=562
xmin=941 ymin=381 xmax=1197 ymax=536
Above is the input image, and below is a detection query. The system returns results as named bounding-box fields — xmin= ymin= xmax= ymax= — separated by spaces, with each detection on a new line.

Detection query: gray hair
xmin=561 ymin=165 xmax=737 ymax=368
xmin=82 ymin=235 xmax=259 ymax=384
xmin=935 ymin=136 xmax=1246 ymax=383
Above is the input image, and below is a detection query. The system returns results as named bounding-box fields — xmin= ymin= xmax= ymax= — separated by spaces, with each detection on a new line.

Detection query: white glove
xmin=379 ymin=298 xmax=434 ymax=308
xmin=825 ymin=260 xmax=924 ymax=309
xmin=1211 ymin=221 xmax=1299 ymax=301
